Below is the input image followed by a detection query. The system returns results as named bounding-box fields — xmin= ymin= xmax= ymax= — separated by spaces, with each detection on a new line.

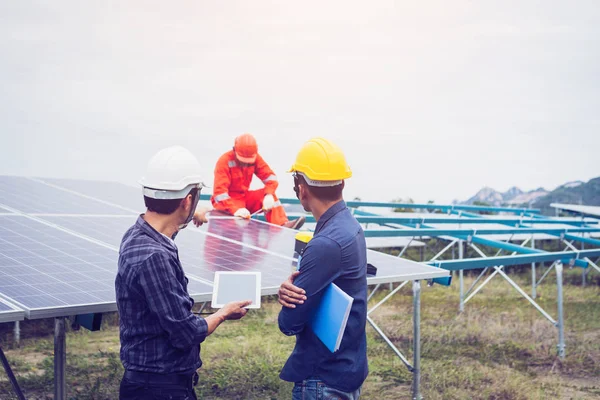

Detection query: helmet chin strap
xmin=178 ymin=189 xmax=201 ymax=230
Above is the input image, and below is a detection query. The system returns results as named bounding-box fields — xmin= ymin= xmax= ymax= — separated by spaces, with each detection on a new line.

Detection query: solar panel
xmin=200 ymin=215 xmax=298 ymax=258
xmin=198 ymin=215 xmax=447 ymax=283
xmin=36 ymin=215 xmax=295 ymax=292
xmin=0 ymin=176 xmax=131 ymax=215
xmin=365 ymin=236 xmax=425 ymax=249
xmin=0 ymin=297 xmax=24 ymax=323
xmin=0 ymin=177 xmax=449 ymax=321
xmin=365 ymin=250 xmax=448 ymax=283
xmin=41 ymin=215 xmax=136 ymax=248
xmin=0 ymin=205 xmax=15 ymax=214
xmin=178 ymin=228 xmax=294 ymax=291
xmin=35 ymin=177 xmax=212 ymax=216
xmin=36 ymin=177 xmax=145 ymax=213
xmin=0 ymin=215 xmax=212 ymax=318
xmin=552 ymin=203 xmax=600 ymax=218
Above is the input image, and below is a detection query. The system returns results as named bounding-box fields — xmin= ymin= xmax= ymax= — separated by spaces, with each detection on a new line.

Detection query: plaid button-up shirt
xmin=116 ymin=215 xmax=208 ymax=374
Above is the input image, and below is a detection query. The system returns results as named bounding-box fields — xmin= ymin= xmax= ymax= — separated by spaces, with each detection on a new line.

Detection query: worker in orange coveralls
xmin=211 ymin=133 xmax=305 ymax=230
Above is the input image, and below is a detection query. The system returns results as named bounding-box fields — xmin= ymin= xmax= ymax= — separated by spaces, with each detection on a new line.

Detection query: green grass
xmin=1 ymin=270 xmax=599 ymax=399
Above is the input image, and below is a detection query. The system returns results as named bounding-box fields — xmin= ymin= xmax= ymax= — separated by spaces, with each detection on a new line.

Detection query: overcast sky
xmin=1 ymin=1 xmax=598 ymax=203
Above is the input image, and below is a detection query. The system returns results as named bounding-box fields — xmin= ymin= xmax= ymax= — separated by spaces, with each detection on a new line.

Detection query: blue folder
xmin=309 ymin=283 xmax=354 ymax=353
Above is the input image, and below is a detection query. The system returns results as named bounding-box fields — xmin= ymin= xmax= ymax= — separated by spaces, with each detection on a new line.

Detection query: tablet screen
xmin=211 ymin=271 xmax=261 ymax=309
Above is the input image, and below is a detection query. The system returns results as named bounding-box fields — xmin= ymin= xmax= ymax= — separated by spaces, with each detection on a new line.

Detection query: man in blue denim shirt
xmin=117 ymin=146 xmax=251 ymax=400
xmin=278 ymin=138 xmax=368 ymax=400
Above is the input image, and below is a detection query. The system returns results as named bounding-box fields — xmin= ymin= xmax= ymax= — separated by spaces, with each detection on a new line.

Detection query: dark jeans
xmin=292 ymin=377 xmax=361 ymax=400
xmin=119 ymin=371 xmax=198 ymax=400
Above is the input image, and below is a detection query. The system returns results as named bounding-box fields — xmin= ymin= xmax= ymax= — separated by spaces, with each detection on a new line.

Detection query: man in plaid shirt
xmin=116 ymin=146 xmax=251 ymax=400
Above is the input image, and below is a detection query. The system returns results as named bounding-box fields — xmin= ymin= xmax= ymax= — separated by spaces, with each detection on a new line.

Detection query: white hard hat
xmin=139 ymin=145 xmax=208 ymax=200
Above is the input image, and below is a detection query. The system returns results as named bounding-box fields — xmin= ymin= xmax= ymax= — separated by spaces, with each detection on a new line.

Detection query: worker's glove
xmin=234 ymin=208 xmax=251 ymax=218
xmin=263 ymin=194 xmax=275 ymax=211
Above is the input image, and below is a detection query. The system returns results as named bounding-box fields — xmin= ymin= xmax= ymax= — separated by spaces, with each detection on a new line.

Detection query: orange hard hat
xmin=234 ymin=133 xmax=258 ymax=163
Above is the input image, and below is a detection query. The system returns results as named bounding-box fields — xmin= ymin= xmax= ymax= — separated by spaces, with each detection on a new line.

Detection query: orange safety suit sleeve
xmin=211 ymin=155 xmax=237 ymax=215
xmin=254 ymin=154 xmax=279 ymax=195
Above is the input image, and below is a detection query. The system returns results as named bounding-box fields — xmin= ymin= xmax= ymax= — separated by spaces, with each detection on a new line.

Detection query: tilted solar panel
xmin=0 ymin=176 xmax=131 ymax=215
xmin=41 ymin=215 xmax=136 ymax=248
xmin=35 ymin=177 xmax=145 ymax=213
xmin=199 ymin=215 xmax=447 ymax=283
xmin=200 ymin=214 xmax=298 ymax=258
xmin=38 ymin=215 xmax=295 ymax=291
xmin=0 ymin=215 xmax=212 ymax=318
xmin=0 ymin=177 xmax=448 ymax=320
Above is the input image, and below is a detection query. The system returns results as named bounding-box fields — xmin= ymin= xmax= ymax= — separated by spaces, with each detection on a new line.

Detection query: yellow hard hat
xmin=288 ymin=137 xmax=352 ymax=185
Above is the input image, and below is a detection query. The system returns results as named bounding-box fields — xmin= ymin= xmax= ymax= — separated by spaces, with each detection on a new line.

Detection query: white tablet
xmin=211 ymin=271 xmax=261 ymax=309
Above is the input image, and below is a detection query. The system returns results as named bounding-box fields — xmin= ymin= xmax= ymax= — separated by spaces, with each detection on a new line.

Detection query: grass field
xmin=0 ymin=269 xmax=599 ymax=399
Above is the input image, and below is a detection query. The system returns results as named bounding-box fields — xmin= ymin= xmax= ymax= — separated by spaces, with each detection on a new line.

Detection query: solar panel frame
xmin=0 ymin=297 xmax=25 ymax=323
xmin=551 ymin=203 xmax=600 ymax=218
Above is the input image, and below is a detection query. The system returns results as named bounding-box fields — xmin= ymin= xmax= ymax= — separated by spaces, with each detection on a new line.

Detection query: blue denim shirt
xmin=116 ymin=215 xmax=208 ymax=374
xmin=278 ymin=201 xmax=369 ymax=392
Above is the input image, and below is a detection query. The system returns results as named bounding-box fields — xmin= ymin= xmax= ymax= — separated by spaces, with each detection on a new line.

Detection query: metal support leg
xmin=493 ymin=266 xmax=556 ymax=324
xmin=0 ymin=346 xmax=26 ymax=400
xmin=531 ymin=238 xmax=536 ymax=299
xmin=537 ymin=262 xmax=557 ymax=287
xmin=458 ymin=240 xmax=464 ymax=313
xmin=412 ymin=281 xmax=422 ymax=400
xmin=431 ymin=239 xmax=457 ymax=262
xmin=398 ymin=240 xmax=413 ymax=259
xmin=464 ymin=267 xmax=502 ymax=305
xmin=581 ymin=239 xmax=586 ymax=288
xmin=556 ymin=263 xmax=565 ymax=359
xmin=367 ymin=284 xmax=381 ymax=302
xmin=585 ymin=257 xmax=600 ymax=274
xmin=368 ymin=281 xmax=409 ymax=315
xmin=366 ymin=281 xmax=416 ymax=373
xmin=198 ymin=302 xmax=207 ymax=314
xmin=14 ymin=321 xmax=20 ymax=347
xmin=366 ymin=316 xmax=412 ymax=369
xmin=465 ymin=267 xmax=489 ymax=297
xmin=54 ymin=317 xmax=67 ymax=400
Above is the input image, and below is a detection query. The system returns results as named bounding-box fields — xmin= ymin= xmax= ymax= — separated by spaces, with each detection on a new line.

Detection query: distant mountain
xmin=463 ymin=186 xmax=548 ymax=207
xmin=556 ymin=180 xmax=584 ymax=189
xmin=532 ymin=177 xmax=600 ymax=215
xmin=506 ymin=188 xmax=549 ymax=205
xmin=460 ymin=177 xmax=600 ymax=215
xmin=464 ymin=187 xmax=504 ymax=205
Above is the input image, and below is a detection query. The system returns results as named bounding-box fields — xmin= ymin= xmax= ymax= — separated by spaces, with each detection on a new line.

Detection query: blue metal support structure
xmin=361 ymin=227 xmax=600 ymax=238
xmin=257 ymin=214 xmax=599 ymax=227
xmin=342 ymin=203 xmax=599 ymax=360
xmin=272 ymin=197 xmax=541 ymax=215
xmin=351 ymin=209 xmax=594 ymax=269
xmin=449 ymin=209 xmax=600 ymax=248
xmin=428 ymin=249 xmax=600 ymax=271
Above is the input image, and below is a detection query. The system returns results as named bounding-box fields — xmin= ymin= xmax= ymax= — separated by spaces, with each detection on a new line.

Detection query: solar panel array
xmin=0 ymin=175 xmax=448 ymax=320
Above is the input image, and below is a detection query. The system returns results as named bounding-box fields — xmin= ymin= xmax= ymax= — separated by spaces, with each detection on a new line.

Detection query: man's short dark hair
xmin=144 ymin=188 xmax=199 ymax=215
xmin=296 ymin=175 xmax=343 ymax=202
